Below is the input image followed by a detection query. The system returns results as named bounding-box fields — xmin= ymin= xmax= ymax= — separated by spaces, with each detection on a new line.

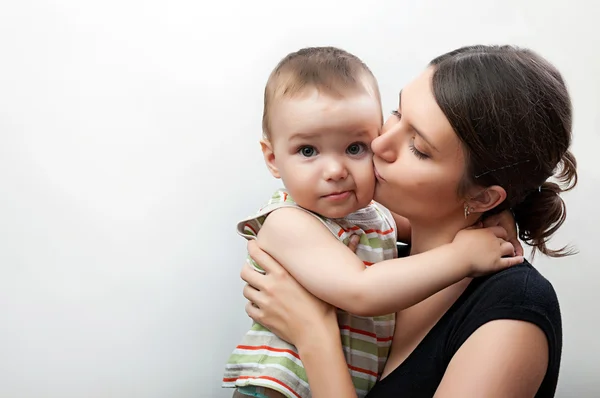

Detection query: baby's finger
xmin=482 ymin=214 xmax=500 ymax=228
xmin=348 ymin=234 xmax=360 ymax=253
xmin=499 ymin=255 xmax=525 ymax=269
xmin=510 ymin=238 xmax=524 ymax=257
xmin=500 ymin=240 xmax=516 ymax=257
xmin=464 ymin=221 xmax=484 ymax=230
xmin=487 ymin=226 xmax=508 ymax=240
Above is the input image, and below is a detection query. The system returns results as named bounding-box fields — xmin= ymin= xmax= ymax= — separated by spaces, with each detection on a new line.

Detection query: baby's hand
xmin=482 ymin=210 xmax=524 ymax=256
xmin=453 ymin=226 xmax=524 ymax=277
xmin=348 ymin=234 xmax=361 ymax=254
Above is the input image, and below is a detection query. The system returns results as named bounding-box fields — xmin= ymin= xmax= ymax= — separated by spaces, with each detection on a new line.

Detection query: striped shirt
xmin=223 ymin=190 xmax=397 ymax=398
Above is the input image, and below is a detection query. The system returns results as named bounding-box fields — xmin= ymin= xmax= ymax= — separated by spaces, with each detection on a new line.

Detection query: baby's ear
xmin=468 ymin=185 xmax=507 ymax=214
xmin=260 ymin=139 xmax=280 ymax=179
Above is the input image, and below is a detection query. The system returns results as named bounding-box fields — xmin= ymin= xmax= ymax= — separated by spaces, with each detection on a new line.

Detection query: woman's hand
xmin=241 ymin=239 xmax=339 ymax=347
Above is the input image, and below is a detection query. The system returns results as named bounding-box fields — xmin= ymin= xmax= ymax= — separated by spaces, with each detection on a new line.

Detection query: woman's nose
xmin=371 ymin=128 xmax=398 ymax=163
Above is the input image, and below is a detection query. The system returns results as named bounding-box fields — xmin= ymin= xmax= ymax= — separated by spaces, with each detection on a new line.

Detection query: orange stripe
xmin=340 ymin=325 xmax=376 ymax=338
xmin=283 ymin=192 xmax=288 ymax=202
xmin=363 ymin=227 xmax=395 ymax=235
xmin=338 ymin=226 xmax=395 ymax=236
xmin=348 ymin=364 xmax=379 ymax=378
xmin=236 ymin=344 xmax=300 ymax=360
xmin=225 ymin=367 xmax=379 ymax=385
xmin=363 ymin=261 xmax=374 ymax=266
xmin=340 ymin=325 xmax=394 ymax=342
xmin=227 ymin=375 xmax=301 ymax=398
xmin=245 ymin=223 xmax=258 ymax=235
xmin=339 ymin=225 xmax=362 ymax=237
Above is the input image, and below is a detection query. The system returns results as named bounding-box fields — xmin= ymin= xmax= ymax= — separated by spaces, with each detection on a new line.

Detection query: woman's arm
xmin=242 ymin=242 xmax=358 ymax=398
xmin=434 ymin=319 xmax=549 ymax=397
xmin=390 ymin=211 xmax=411 ymax=243
xmin=295 ymin=323 xmax=357 ymax=398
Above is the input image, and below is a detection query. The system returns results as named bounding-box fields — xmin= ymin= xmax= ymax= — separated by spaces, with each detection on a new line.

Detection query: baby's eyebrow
xmin=288 ymin=131 xmax=321 ymax=141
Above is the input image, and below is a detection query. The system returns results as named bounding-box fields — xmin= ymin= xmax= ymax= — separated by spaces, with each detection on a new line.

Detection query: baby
xmin=223 ymin=47 xmax=520 ymax=398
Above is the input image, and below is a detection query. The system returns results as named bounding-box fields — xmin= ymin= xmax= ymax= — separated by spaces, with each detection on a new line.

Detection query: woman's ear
xmin=467 ymin=185 xmax=507 ymax=214
xmin=260 ymin=139 xmax=281 ymax=178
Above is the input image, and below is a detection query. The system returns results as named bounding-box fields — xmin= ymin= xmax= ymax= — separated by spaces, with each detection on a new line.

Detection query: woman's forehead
xmin=400 ymin=68 xmax=461 ymax=153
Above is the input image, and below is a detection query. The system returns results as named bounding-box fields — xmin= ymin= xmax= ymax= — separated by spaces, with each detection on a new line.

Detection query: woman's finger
xmin=247 ymin=240 xmax=284 ymax=275
xmin=240 ymin=260 xmax=267 ymax=290
xmin=245 ymin=301 xmax=262 ymax=322
xmin=243 ymin=283 xmax=264 ymax=306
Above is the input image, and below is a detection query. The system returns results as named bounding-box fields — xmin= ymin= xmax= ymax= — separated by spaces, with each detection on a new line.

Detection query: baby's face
xmin=265 ymin=89 xmax=382 ymax=218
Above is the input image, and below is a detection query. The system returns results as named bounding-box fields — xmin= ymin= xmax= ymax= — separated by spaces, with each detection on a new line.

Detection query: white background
xmin=0 ymin=0 xmax=598 ymax=397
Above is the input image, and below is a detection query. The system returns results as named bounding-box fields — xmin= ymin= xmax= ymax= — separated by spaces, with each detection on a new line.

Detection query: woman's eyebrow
xmin=399 ymin=90 xmax=439 ymax=152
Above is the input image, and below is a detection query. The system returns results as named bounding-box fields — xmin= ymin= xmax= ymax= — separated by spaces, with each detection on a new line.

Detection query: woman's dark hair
xmin=430 ymin=45 xmax=577 ymax=257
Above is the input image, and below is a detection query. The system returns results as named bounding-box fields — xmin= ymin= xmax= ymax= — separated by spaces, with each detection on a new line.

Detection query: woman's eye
xmin=409 ymin=142 xmax=429 ymax=160
xmin=391 ymin=110 xmax=402 ymax=118
xmin=347 ymin=143 xmax=367 ymax=156
xmin=299 ymin=146 xmax=317 ymax=157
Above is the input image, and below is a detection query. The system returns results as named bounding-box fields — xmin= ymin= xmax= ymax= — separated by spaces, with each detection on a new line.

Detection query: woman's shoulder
xmin=467 ymin=261 xmax=560 ymax=317
xmin=442 ymin=261 xmax=563 ymax=397
xmin=449 ymin=260 xmax=562 ymax=361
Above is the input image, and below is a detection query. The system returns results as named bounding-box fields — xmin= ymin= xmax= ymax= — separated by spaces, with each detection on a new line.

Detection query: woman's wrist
xmin=295 ymin=310 xmax=340 ymax=353
xmin=295 ymin=313 xmax=358 ymax=398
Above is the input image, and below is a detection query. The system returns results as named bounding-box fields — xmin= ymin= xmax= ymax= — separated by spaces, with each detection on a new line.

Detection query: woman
xmin=241 ymin=45 xmax=577 ymax=397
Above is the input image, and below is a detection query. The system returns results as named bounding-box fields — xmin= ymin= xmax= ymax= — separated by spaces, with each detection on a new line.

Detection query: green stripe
xmin=229 ymin=349 xmax=376 ymax=393
xmin=378 ymin=345 xmax=391 ymax=360
xmin=340 ymin=334 xmax=380 ymax=355
xmin=349 ymin=374 xmax=375 ymax=392
xmin=249 ymin=322 xmax=271 ymax=332
xmin=359 ymin=235 xmax=397 ymax=250
xmin=339 ymin=235 xmax=396 ymax=251
xmin=227 ymin=353 xmax=308 ymax=382
xmin=373 ymin=314 xmax=395 ymax=321
xmin=247 ymin=255 xmax=264 ymax=273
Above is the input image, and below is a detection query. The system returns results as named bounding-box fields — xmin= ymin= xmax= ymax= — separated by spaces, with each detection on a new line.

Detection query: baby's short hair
xmin=262 ymin=46 xmax=381 ymax=139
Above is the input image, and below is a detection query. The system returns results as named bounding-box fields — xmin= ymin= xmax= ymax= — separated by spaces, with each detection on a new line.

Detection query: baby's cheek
xmin=357 ymin=162 xmax=376 ymax=204
xmin=362 ymin=157 xmax=375 ymax=181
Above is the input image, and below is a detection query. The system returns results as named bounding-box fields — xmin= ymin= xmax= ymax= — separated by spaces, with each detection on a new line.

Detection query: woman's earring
xmin=464 ymin=203 xmax=471 ymax=219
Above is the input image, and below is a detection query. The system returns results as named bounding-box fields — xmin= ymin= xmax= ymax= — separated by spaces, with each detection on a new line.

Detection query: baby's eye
xmin=347 ymin=143 xmax=367 ymax=156
xmin=298 ymin=146 xmax=317 ymax=157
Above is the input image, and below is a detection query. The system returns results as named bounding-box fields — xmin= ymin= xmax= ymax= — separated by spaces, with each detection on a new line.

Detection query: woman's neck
xmin=409 ymin=216 xmax=468 ymax=255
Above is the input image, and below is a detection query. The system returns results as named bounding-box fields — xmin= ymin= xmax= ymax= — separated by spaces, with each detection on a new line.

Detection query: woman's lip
xmin=374 ymin=167 xmax=385 ymax=181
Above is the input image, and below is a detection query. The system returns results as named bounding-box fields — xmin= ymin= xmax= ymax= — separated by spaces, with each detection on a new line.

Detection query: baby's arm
xmin=257 ymin=208 xmax=522 ymax=317
xmin=390 ymin=209 xmax=520 ymax=248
